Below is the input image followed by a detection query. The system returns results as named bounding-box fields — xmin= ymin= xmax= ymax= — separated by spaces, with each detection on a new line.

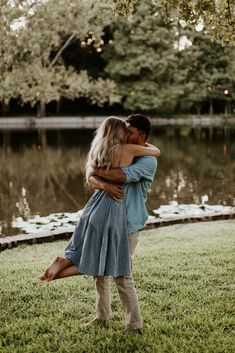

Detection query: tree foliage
xmin=179 ymin=31 xmax=235 ymax=115
xmin=103 ymin=0 xmax=235 ymax=113
xmin=0 ymin=0 xmax=120 ymax=115
xmin=110 ymin=0 xmax=235 ymax=46
xmin=103 ymin=2 xmax=181 ymax=112
xmin=0 ymin=0 xmax=234 ymax=116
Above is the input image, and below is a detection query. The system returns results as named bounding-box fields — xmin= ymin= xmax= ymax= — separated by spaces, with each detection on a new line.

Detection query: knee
xmin=94 ymin=276 xmax=110 ymax=285
xmin=114 ymin=276 xmax=131 ymax=284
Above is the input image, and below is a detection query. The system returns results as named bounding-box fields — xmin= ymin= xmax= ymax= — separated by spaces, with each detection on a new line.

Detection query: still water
xmin=0 ymin=126 xmax=234 ymax=237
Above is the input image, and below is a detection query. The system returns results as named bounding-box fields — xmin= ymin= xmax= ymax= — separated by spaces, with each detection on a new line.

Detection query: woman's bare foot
xmin=38 ymin=273 xmax=47 ymax=281
xmin=38 ymin=256 xmax=73 ymax=281
xmin=54 ymin=265 xmax=80 ymax=280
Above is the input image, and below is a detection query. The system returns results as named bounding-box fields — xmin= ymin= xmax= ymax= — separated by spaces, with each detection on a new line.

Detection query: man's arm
xmin=88 ymin=175 xmax=124 ymax=200
xmin=91 ymin=156 xmax=157 ymax=185
xmin=91 ymin=167 xmax=126 ymax=183
xmin=122 ymin=157 xmax=158 ymax=184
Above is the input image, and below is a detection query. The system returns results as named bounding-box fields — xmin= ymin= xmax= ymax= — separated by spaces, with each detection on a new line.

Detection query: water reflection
xmin=0 ymin=146 xmax=89 ymax=236
xmin=139 ymin=126 xmax=234 ymax=213
xmin=0 ymin=126 xmax=234 ymax=237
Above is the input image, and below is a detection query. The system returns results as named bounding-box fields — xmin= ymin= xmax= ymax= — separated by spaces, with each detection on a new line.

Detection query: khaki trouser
xmin=94 ymin=232 xmax=142 ymax=330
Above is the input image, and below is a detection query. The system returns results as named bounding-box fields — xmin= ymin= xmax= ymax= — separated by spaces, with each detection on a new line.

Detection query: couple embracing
xmin=39 ymin=114 xmax=160 ymax=334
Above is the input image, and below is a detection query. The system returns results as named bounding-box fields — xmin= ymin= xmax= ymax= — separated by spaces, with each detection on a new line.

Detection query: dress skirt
xmin=64 ymin=189 xmax=131 ymax=276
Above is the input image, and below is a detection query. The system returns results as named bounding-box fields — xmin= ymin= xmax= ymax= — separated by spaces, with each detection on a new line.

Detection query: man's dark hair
xmin=126 ymin=114 xmax=152 ymax=140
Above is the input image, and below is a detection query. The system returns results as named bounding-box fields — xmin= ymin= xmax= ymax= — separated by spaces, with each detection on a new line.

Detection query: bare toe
xmin=38 ymin=274 xmax=46 ymax=281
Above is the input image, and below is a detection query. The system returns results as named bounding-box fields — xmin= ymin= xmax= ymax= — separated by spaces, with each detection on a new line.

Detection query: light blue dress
xmin=64 ymin=187 xmax=131 ymax=277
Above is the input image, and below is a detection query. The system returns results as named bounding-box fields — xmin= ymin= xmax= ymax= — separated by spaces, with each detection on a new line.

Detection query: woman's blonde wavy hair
xmin=85 ymin=116 xmax=128 ymax=181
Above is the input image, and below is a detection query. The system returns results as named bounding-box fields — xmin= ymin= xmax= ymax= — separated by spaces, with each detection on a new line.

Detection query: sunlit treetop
xmin=109 ymin=0 xmax=235 ymax=45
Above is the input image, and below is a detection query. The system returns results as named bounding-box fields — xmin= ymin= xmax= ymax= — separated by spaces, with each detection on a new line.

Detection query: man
xmin=88 ymin=114 xmax=159 ymax=333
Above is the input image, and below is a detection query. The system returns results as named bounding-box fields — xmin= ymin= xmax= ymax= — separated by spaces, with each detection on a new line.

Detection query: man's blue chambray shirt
xmin=122 ymin=156 xmax=158 ymax=234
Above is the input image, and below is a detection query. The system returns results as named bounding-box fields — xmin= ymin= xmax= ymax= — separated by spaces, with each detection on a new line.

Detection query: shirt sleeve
xmin=122 ymin=156 xmax=158 ymax=184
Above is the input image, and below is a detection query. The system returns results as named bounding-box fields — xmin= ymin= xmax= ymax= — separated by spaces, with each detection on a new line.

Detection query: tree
xmin=177 ymin=28 xmax=235 ymax=115
xmin=0 ymin=0 xmax=120 ymax=116
xmin=109 ymin=0 xmax=235 ymax=46
xmin=103 ymin=0 xmax=186 ymax=112
xmin=103 ymin=0 xmax=235 ymax=114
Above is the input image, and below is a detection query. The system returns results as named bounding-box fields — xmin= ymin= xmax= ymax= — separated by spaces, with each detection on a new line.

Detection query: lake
xmin=0 ymin=125 xmax=234 ymax=237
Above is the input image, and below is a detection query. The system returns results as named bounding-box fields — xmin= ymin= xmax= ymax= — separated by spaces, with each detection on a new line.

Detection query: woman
xmin=39 ymin=116 xmax=160 ymax=281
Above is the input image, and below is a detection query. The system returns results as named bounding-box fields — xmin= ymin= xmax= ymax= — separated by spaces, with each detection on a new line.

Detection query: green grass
xmin=0 ymin=220 xmax=235 ymax=353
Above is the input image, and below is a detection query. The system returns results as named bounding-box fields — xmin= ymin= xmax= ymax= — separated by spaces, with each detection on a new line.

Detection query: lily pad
xmin=153 ymin=204 xmax=235 ymax=218
xmin=11 ymin=210 xmax=82 ymax=234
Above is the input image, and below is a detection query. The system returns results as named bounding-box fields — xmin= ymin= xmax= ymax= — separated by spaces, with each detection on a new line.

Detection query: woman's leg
xmin=38 ymin=256 xmax=74 ymax=281
xmin=54 ymin=265 xmax=81 ymax=280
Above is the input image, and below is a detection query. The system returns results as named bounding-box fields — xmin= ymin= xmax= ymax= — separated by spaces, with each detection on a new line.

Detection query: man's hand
xmin=88 ymin=175 xmax=124 ymax=201
xmin=103 ymin=183 xmax=124 ymax=201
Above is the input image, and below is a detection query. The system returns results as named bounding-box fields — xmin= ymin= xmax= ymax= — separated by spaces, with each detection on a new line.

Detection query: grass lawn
xmin=0 ymin=220 xmax=235 ymax=353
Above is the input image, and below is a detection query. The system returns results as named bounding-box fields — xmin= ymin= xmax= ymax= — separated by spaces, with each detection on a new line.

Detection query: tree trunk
xmin=224 ymin=100 xmax=231 ymax=115
xmin=209 ymin=98 xmax=214 ymax=115
xmin=1 ymin=101 xmax=10 ymax=115
xmin=40 ymin=98 xmax=46 ymax=117
xmin=56 ymin=100 xmax=61 ymax=115
xmin=37 ymin=99 xmax=46 ymax=117
xmin=196 ymin=104 xmax=201 ymax=115
xmin=174 ymin=101 xmax=181 ymax=114
xmin=228 ymin=100 xmax=231 ymax=114
xmin=225 ymin=101 xmax=228 ymax=115
xmin=37 ymin=102 xmax=40 ymax=118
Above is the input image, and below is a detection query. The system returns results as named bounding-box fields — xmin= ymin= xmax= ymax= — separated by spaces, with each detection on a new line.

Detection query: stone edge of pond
xmin=0 ymin=116 xmax=235 ymax=130
xmin=1 ymin=211 xmax=235 ymax=252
